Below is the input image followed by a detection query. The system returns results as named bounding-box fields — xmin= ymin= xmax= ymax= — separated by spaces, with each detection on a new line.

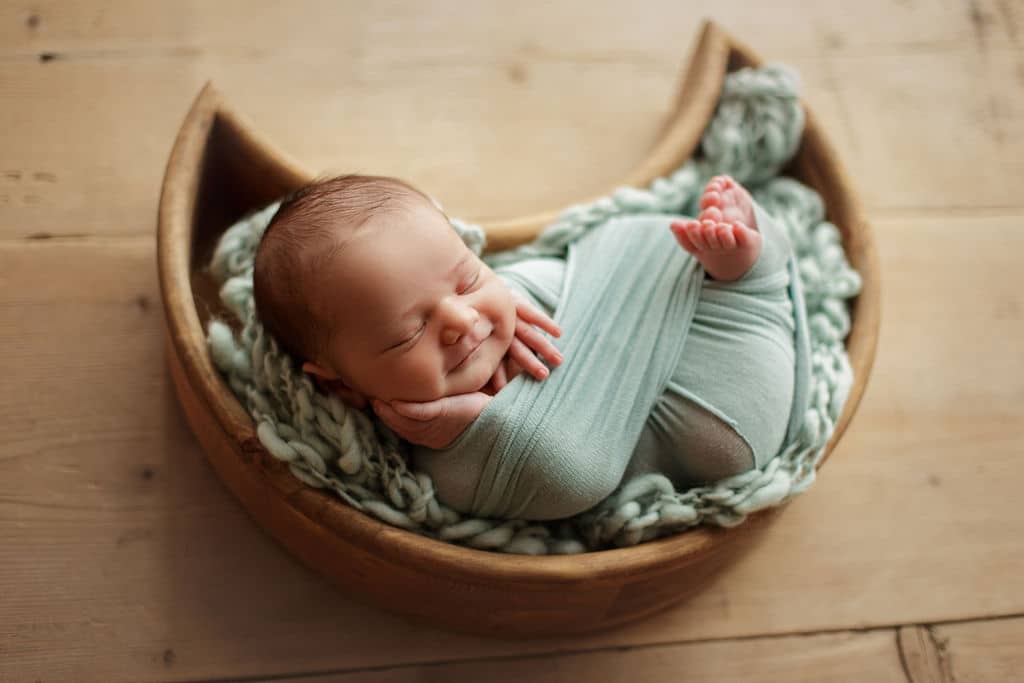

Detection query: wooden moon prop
xmin=157 ymin=20 xmax=880 ymax=637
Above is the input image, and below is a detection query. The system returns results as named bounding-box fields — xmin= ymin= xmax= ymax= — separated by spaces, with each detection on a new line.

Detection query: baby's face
xmin=311 ymin=199 xmax=516 ymax=403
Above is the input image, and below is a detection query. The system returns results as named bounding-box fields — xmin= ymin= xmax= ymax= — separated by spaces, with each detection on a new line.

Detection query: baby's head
xmin=253 ymin=174 xmax=517 ymax=406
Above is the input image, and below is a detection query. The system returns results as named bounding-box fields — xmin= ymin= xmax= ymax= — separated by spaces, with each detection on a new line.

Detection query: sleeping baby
xmin=253 ymin=173 xmax=803 ymax=520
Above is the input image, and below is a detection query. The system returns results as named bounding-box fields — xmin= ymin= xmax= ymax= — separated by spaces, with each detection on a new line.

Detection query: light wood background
xmin=1 ymin=1 xmax=1022 ymax=681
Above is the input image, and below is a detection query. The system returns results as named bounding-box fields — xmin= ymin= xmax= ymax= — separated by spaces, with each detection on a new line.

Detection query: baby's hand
xmin=490 ymin=292 xmax=564 ymax=393
xmin=371 ymin=393 xmax=491 ymax=449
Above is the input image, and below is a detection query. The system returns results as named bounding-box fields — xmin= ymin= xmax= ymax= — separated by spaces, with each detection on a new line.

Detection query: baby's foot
xmin=670 ymin=175 xmax=762 ymax=282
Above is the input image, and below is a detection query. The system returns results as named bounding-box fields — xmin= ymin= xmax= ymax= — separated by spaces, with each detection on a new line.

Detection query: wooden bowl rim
xmin=157 ymin=19 xmax=880 ymax=583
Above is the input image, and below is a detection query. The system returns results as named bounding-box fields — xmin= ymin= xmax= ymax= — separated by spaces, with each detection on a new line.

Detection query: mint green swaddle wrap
xmin=413 ymin=203 xmax=811 ymax=521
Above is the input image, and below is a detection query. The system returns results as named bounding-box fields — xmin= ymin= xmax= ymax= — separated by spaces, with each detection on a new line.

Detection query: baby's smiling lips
xmin=450 ymin=336 xmax=486 ymax=373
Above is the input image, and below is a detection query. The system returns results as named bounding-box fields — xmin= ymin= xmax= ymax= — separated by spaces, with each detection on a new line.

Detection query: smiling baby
xmin=253 ymin=173 xmax=801 ymax=520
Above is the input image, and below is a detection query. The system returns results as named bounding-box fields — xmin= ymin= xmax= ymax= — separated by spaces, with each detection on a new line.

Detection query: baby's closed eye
xmin=458 ymin=270 xmax=481 ymax=294
xmin=382 ymin=322 xmax=425 ymax=352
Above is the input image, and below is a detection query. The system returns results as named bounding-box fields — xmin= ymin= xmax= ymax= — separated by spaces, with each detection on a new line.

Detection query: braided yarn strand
xmin=205 ymin=63 xmax=861 ymax=554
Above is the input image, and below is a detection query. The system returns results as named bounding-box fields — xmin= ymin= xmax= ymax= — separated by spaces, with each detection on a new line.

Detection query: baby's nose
xmin=440 ymin=301 xmax=479 ymax=344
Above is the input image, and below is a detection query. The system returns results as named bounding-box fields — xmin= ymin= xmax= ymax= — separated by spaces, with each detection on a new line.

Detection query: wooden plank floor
xmin=1 ymin=1 xmax=1021 ymax=681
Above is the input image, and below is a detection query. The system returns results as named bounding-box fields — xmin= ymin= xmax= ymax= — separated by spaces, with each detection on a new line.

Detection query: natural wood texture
xmin=934 ymin=618 xmax=1024 ymax=683
xmin=2 ymin=2 xmax=1022 ymax=240
xmin=480 ymin=17 xmax=728 ymax=247
xmin=898 ymin=626 xmax=952 ymax=683
xmin=276 ymin=630 xmax=909 ymax=682
xmin=1 ymin=0 xmax=1022 ymax=681
xmin=3 ymin=0 xmax=1018 ymax=58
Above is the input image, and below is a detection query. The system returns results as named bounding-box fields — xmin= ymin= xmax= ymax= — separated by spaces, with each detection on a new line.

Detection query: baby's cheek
xmin=412 ymin=358 xmax=446 ymax=400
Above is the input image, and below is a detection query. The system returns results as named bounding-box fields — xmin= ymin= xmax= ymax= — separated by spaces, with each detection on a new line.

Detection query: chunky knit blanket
xmin=206 ymin=64 xmax=861 ymax=554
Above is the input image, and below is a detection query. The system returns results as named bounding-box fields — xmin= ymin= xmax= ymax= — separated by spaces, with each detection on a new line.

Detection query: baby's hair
xmin=253 ymin=173 xmax=433 ymax=366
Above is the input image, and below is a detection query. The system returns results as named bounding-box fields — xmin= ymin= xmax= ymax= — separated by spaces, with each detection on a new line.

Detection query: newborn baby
xmin=254 ymin=173 xmax=798 ymax=519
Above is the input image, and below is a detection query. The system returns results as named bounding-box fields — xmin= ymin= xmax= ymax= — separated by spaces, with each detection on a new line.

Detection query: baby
xmin=254 ymin=173 xmax=794 ymax=513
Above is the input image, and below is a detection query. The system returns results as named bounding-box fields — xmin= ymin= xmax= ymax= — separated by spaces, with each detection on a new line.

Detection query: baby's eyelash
xmin=393 ymin=271 xmax=479 ymax=350
xmin=461 ymin=271 xmax=481 ymax=293
xmin=404 ymin=322 xmax=426 ymax=344
xmin=388 ymin=322 xmax=424 ymax=350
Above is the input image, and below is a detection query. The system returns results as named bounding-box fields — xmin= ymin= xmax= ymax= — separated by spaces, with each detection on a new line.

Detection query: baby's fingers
xmin=385 ymin=399 xmax=439 ymax=421
xmin=492 ymin=361 xmax=508 ymax=392
xmin=508 ymin=337 xmax=551 ymax=381
xmin=511 ymin=291 xmax=561 ymax=338
xmin=515 ymin=316 xmax=564 ymax=366
xmin=371 ymin=401 xmax=421 ymax=438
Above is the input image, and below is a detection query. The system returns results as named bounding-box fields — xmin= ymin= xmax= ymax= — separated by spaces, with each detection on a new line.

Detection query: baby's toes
xmin=700 ymin=190 xmax=723 ymax=211
xmin=688 ymin=222 xmax=710 ymax=250
xmin=731 ymin=221 xmax=755 ymax=246
xmin=701 ymin=221 xmax=722 ymax=249
xmin=699 ymin=205 xmax=724 ymax=223
xmin=714 ymin=174 xmax=736 ymax=190
xmin=715 ymin=224 xmax=737 ymax=249
xmin=686 ymin=221 xmax=710 ymax=250
xmin=707 ymin=175 xmax=734 ymax=194
xmin=670 ymin=220 xmax=700 ymax=252
xmin=706 ymin=175 xmax=724 ymax=189
xmin=729 ymin=222 xmax=745 ymax=247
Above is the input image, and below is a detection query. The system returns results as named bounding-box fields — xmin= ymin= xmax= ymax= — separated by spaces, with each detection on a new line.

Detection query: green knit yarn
xmin=206 ymin=63 xmax=861 ymax=554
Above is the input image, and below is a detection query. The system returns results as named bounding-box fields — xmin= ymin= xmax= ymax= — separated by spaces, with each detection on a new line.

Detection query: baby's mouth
xmin=451 ymin=338 xmax=485 ymax=373
xmin=453 ymin=320 xmax=498 ymax=372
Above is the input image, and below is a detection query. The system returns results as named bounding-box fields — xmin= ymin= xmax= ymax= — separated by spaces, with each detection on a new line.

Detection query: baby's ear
xmin=301 ymin=360 xmax=337 ymax=381
xmin=301 ymin=362 xmax=369 ymax=410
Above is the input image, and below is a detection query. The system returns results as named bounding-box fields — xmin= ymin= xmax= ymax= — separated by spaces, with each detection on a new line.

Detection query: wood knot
xmin=506 ymin=63 xmax=528 ymax=84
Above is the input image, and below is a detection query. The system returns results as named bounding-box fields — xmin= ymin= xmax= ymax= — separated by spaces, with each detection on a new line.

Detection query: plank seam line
xmin=3 ymin=41 xmax=1020 ymax=64
xmin=0 ymin=47 xmax=671 ymax=67
xmin=876 ymin=206 xmax=1024 ymax=218
xmin=7 ymin=202 xmax=1024 ymax=247
xmin=0 ymin=233 xmax=153 ymax=246
xmin=171 ymin=611 xmax=1024 ymax=683
xmin=7 ymin=203 xmax=1024 ymax=248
